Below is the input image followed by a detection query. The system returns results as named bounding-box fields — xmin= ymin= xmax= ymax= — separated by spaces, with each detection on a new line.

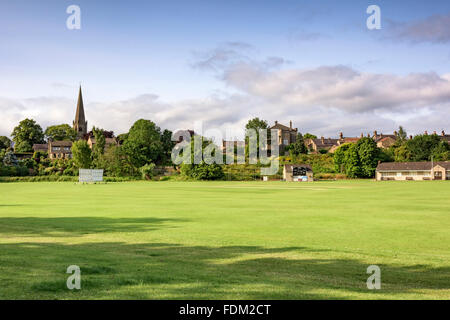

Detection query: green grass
xmin=0 ymin=180 xmax=449 ymax=299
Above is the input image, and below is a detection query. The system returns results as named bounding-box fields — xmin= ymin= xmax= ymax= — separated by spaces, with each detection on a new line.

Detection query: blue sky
xmin=1 ymin=0 xmax=449 ymax=137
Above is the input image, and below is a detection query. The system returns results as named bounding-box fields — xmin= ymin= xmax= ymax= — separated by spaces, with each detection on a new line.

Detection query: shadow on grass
xmin=0 ymin=217 xmax=185 ymax=237
xmin=0 ymin=241 xmax=448 ymax=299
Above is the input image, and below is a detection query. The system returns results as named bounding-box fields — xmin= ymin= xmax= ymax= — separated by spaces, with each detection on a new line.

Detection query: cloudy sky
xmin=1 ymin=0 xmax=449 ymax=139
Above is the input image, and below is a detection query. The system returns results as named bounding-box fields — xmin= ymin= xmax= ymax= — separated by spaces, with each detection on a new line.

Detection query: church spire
xmin=73 ymin=86 xmax=87 ymax=139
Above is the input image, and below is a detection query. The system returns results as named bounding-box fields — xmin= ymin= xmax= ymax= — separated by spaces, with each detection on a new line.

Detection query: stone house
xmin=32 ymin=144 xmax=48 ymax=154
xmin=86 ymin=135 xmax=118 ymax=150
xmin=305 ymin=137 xmax=339 ymax=153
xmin=48 ymin=140 xmax=73 ymax=160
xmin=270 ymin=121 xmax=298 ymax=154
xmin=372 ymin=131 xmax=398 ymax=148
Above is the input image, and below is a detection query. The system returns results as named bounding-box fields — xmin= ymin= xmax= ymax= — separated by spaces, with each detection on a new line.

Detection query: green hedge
xmin=0 ymin=176 xmax=142 ymax=183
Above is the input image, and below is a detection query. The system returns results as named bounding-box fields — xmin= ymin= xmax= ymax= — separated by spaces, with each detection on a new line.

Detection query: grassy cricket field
xmin=0 ymin=180 xmax=449 ymax=299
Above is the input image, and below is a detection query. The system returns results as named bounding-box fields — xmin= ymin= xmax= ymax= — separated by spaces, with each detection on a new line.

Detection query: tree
xmin=92 ymin=127 xmax=106 ymax=168
xmin=432 ymin=141 xmax=450 ymax=161
xmin=177 ymin=135 xmax=224 ymax=180
xmin=343 ymin=143 xmax=362 ymax=178
xmin=102 ymin=145 xmax=136 ymax=177
xmin=394 ymin=145 xmax=411 ymax=162
xmin=245 ymin=117 xmax=268 ymax=132
xmin=289 ymin=133 xmax=308 ymax=156
xmin=245 ymin=118 xmax=269 ymax=159
xmin=333 ymin=138 xmax=382 ymax=178
xmin=71 ymin=140 xmax=92 ymax=169
xmin=356 ymin=137 xmax=380 ymax=178
xmin=333 ymin=143 xmax=352 ymax=173
xmin=160 ymin=129 xmax=175 ymax=164
xmin=11 ymin=119 xmax=45 ymax=152
xmin=0 ymin=136 xmax=12 ymax=151
xmin=122 ymin=119 xmax=164 ymax=168
xmin=44 ymin=124 xmax=77 ymax=141
xmin=406 ymin=134 xmax=441 ymax=161
xmin=303 ymin=133 xmax=317 ymax=140
xmin=396 ymin=126 xmax=407 ymax=141
xmin=116 ymin=133 xmax=128 ymax=144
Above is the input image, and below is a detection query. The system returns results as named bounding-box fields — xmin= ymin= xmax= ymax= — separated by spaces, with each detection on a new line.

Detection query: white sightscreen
xmin=79 ymin=169 xmax=104 ymax=182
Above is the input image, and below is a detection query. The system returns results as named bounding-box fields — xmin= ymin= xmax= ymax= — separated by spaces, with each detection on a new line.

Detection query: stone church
xmin=73 ymin=86 xmax=88 ymax=139
xmin=32 ymin=86 xmax=116 ymax=159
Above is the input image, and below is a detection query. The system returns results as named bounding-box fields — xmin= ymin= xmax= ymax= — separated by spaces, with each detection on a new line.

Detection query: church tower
xmin=73 ymin=86 xmax=87 ymax=139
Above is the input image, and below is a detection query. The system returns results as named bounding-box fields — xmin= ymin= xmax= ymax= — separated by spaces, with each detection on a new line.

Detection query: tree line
xmin=1 ymin=118 xmax=449 ymax=180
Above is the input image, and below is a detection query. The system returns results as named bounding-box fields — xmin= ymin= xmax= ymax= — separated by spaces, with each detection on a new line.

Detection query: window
xmin=381 ymin=172 xmax=394 ymax=177
xmin=52 ymin=147 xmax=61 ymax=151
xmin=283 ymin=139 xmax=288 ymax=145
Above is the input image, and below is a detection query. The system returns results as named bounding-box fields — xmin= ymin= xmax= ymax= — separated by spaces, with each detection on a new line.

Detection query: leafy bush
xmin=140 ymin=163 xmax=156 ymax=180
xmin=280 ymin=154 xmax=335 ymax=174
xmin=180 ymin=163 xmax=224 ymax=180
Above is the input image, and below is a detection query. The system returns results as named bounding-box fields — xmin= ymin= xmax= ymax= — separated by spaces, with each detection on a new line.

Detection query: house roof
xmin=32 ymin=144 xmax=48 ymax=150
xmin=270 ymin=122 xmax=295 ymax=131
xmin=378 ymin=136 xmax=396 ymax=142
xmin=342 ymin=137 xmax=360 ymax=143
xmin=376 ymin=161 xmax=450 ymax=171
xmin=312 ymin=138 xmax=339 ymax=149
xmin=374 ymin=134 xmax=397 ymax=142
xmin=50 ymin=141 xmax=73 ymax=147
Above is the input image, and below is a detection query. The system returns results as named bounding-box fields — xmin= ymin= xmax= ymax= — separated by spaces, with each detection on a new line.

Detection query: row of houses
xmin=307 ymin=130 xmax=450 ymax=153
xmin=222 ymin=120 xmax=450 ymax=155
xmin=33 ymin=133 xmax=118 ymax=160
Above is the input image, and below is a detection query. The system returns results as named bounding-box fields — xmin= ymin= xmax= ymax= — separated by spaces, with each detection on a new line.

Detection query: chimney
xmin=321 ymin=136 xmax=324 ymax=144
xmin=373 ymin=130 xmax=377 ymax=138
xmin=360 ymin=133 xmax=364 ymax=138
xmin=275 ymin=120 xmax=278 ymax=125
xmin=424 ymin=130 xmax=428 ymax=135
xmin=442 ymin=130 xmax=446 ymax=137
xmin=339 ymin=132 xmax=343 ymax=139
xmin=289 ymin=121 xmax=292 ymax=129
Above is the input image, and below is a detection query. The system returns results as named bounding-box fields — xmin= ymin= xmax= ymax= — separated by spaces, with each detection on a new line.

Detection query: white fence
xmin=79 ymin=169 xmax=104 ymax=183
